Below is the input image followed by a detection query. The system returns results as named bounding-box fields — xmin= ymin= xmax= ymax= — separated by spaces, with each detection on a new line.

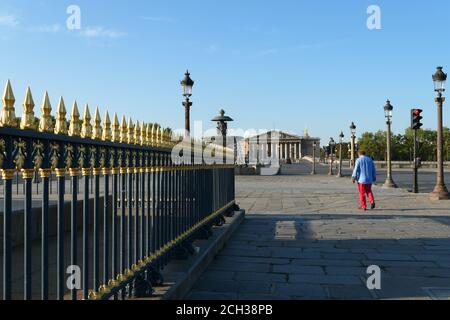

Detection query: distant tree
xmin=358 ymin=131 xmax=386 ymax=160
xmin=357 ymin=127 xmax=450 ymax=162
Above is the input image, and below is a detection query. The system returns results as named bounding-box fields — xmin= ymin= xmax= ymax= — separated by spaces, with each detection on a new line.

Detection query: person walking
xmin=352 ymin=150 xmax=377 ymax=211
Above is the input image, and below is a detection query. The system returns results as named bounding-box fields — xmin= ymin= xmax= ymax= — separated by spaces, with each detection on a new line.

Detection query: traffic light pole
xmin=413 ymin=128 xmax=419 ymax=194
xmin=411 ymin=108 xmax=423 ymax=194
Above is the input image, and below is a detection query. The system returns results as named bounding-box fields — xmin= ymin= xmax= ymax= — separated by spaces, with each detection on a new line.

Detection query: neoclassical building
xmin=242 ymin=130 xmax=321 ymax=164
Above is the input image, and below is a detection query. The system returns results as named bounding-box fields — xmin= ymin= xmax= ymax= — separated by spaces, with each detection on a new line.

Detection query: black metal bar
xmin=56 ymin=170 xmax=65 ymax=300
xmin=120 ymin=167 xmax=127 ymax=274
xmin=82 ymin=170 xmax=90 ymax=300
xmin=103 ymin=170 xmax=110 ymax=286
xmin=112 ymin=169 xmax=119 ymax=285
xmin=70 ymin=170 xmax=78 ymax=300
xmin=2 ymin=168 xmax=13 ymax=300
xmin=141 ymin=168 xmax=145 ymax=260
xmin=128 ymin=168 xmax=133 ymax=270
xmin=151 ymin=154 xmax=157 ymax=255
xmin=23 ymin=172 xmax=33 ymax=300
xmin=93 ymin=169 xmax=100 ymax=292
xmin=146 ymin=163 xmax=151 ymax=258
xmin=135 ymin=167 xmax=139 ymax=264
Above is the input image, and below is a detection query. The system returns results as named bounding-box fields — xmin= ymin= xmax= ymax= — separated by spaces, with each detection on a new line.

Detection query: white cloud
xmin=30 ymin=24 xmax=62 ymax=33
xmin=80 ymin=26 xmax=126 ymax=38
xmin=0 ymin=14 xmax=18 ymax=27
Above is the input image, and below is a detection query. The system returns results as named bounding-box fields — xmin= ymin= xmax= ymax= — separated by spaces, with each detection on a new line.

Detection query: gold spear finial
xmin=81 ymin=104 xmax=92 ymax=138
xmin=149 ymin=124 xmax=155 ymax=146
xmin=158 ymin=127 xmax=164 ymax=147
xmin=68 ymin=101 xmax=81 ymax=137
xmin=39 ymin=91 xmax=53 ymax=133
xmin=128 ymin=118 xmax=135 ymax=144
xmin=111 ymin=113 xmax=120 ymax=142
xmin=120 ymin=115 xmax=127 ymax=143
xmin=146 ymin=123 xmax=152 ymax=146
xmin=102 ymin=111 xmax=112 ymax=141
xmin=20 ymin=86 xmax=36 ymax=130
xmin=54 ymin=96 xmax=68 ymax=135
xmin=92 ymin=107 xmax=102 ymax=140
xmin=1 ymin=80 xmax=18 ymax=127
xmin=134 ymin=120 xmax=141 ymax=145
xmin=140 ymin=122 xmax=147 ymax=146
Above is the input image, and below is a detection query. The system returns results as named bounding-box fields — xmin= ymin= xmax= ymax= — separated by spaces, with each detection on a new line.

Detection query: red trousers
xmin=358 ymin=183 xmax=375 ymax=209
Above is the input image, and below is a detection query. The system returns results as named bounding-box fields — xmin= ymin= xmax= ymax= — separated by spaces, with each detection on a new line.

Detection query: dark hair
xmin=358 ymin=150 xmax=366 ymax=156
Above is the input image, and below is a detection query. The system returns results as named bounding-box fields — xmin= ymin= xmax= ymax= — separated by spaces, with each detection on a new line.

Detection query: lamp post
xmin=350 ymin=122 xmax=357 ymax=168
xmin=181 ymin=70 xmax=194 ymax=137
xmin=212 ymin=109 xmax=234 ymax=165
xmin=383 ymin=100 xmax=397 ymax=188
xmin=431 ymin=66 xmax=450 ymax=200
xmin=328 ymin=137 xmax=335 ymax=176
xmin=337 ymin=131 xmax=345 ymax=177
xmin=311 ymin=141 xmax=317 ymax=175
xmin=337 ymin=132 xmax=344 ymax=177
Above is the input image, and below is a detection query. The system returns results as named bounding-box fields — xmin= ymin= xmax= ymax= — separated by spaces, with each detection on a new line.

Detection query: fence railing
xmin=0 ymin=80 xmax=237 ymax=300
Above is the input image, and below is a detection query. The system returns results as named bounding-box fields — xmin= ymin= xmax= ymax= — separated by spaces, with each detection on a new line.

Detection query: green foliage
xmin=357 ymin=127 xmax=450 ymax=161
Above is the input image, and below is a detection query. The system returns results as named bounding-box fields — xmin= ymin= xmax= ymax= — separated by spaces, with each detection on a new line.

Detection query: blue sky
xmin=0 ymin=0 xmax=449 ymax=142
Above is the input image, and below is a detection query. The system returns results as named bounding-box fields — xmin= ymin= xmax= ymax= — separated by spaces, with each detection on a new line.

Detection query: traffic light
xmin=411 ymin=109 xmax=423 ymax=130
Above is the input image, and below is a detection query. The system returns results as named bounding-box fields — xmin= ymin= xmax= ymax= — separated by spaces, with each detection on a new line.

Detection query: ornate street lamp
xmin=211 ymin=109 xmax=234 ymax=164
xmin=311 ymin=141 xmax=317 ymax=175
xmin=431 ymin=66 xmax=449 ymax=200
xmin=337 ymin=131 xmax=344 ymax=177
xmin=181 ymin=70 xmax=194 ymax=137
xmin=383 ymin=100 xmax=397 ymax=188
xmin=328 ymin=137 xmax=335 ymax=176
xmin=350 ymin=122 xmax=357 ymax=168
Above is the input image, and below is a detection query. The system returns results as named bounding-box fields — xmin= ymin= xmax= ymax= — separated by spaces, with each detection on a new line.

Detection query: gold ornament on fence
xmin=120 ymin=116 xmax=127 ymax=144
xmin=102 ymin=111 xmax=112 ymax=141
xmin=68 ymin=101 xmax=81 ymax=137
xmin=111 ymin=113 xmax=120 ymax=142
xmin=54 ymin=96 xmax=68 ymax=135
xmin=39 ymin=92 xmax=53 ymax=133
xmin=0 ymin=80 xmax=18 ymax=128
xmin=146 ymin=123 xmax=152 ymax=146
xmin=127 ymin=118 xmax=135 ymax=144
xmin=140 ymin=122 xmax=147 ymax=146
xmin=134 ymin=120 xmax=141 ymax=145
xmin=20 ymin=86 xmax=36 ymax=130
xmin=92 ymin=107 xmax=102 ymax=140
xmin=81 ymin=104 xmax=92 ymax=138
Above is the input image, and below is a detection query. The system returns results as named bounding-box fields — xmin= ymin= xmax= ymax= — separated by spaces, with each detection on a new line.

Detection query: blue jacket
xmin=352 ymin=156 xmax=377 ymax=185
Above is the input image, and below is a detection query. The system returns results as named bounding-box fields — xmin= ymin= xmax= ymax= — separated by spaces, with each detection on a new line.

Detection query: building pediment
xmin=247 ymin=130 xmax=301 ymax=141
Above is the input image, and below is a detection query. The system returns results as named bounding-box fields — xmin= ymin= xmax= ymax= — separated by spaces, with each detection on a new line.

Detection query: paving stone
xmin=209 ymin=261 xmax=271 ymax=273
xmin=238 ymin=281 xmax=273 ymax=294
xmin=235 ymin=272 xmax=287 ymax=283
xmin=365 ymin=253 xmax=416 ymax=261
xmin=271 ymin=248 xmax=303 ymax=258
xmin=199 ymin=271 xmax=235 ymax=281
xmin=291 ymin=258 xmax=363 ymax=267
xmin=273 ymin=283 xmax=327 ymax=299
xmin=325 ymin=285 xmax=374 ymax=300
xmin=218 ymin=256 xmax=291 ymax=265
xmin=325 ymin=266 xmax=366 ymax=276
xmin=272 ymin=265 xmax=325 ymax=275
xmin=194 ymin=279 xmax=240 ymax=293
xmin=289 ymin=274 xmax=362 ymax=285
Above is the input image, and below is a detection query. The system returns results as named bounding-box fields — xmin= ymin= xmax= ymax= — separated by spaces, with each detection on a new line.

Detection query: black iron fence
xmin=0 ymin=81 xmax=236 ymax=300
